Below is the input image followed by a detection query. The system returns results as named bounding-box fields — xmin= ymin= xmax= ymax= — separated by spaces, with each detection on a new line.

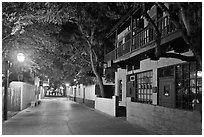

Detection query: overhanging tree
xmin=2 ymin=2 xmax=131 ymax=97
xmin=141 ymin=2 xmax=202 ymax=68
xmin=27 ymin=2 xmax=130 ymax=97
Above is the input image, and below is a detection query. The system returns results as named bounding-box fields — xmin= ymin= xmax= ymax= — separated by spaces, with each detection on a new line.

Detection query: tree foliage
xmin=141 ymin=2 xmax=202 ymax=68
xmin=2 ymin=2 xmax=131 ymax=95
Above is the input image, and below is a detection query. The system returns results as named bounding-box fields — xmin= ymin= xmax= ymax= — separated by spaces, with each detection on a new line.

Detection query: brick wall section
xmin=76 ymin=97 xmax=83 ymax=104
xmin=75 ymin=97 xmax=95 ymax=108
xmin=84 ymin=99 xmax=95 ymax=108
xmin=127 ymin=98 xmax=202 ymax=135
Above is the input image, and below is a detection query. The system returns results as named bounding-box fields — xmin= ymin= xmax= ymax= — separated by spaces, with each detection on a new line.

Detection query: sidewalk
xmin=2 ymin=111 xmax=19 ymax=122
xmin=2 ymin=97 xmax=157 ymax=135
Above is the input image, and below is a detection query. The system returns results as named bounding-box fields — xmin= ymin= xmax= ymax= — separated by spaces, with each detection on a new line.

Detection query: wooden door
xmin=159 ymin=77 xmax=175 ymax=108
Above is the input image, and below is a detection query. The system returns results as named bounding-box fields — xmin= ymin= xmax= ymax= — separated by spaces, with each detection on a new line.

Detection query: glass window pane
xmin=190 ymin=87 xmax=196 ymax=94
xmin=197 ymin=78 xmax=202 ymax=87
xmin=150 ymin=71 xmax=153 ymax=77
xmin=143 ymin=72 xmax=146 ymax=77
xmin=190 ymin=71 xmax=196 ymax=78
xmin=197 ymin=71 xmax=202 ymax=78
xmin=146 ymin=95 xmax=149 ymax=100
xmin=136 ymin=71 xmax=153 ymax=104
xmin=176 ymin=65 xmax=183 ymax=79
xmin=147 ymin=89 xmax=150 ymax=94
xmin=150 ymin=95 xmax=152 ymax=100
xmin=158 ymin=69 xmax=163 ymax=77
xmin=190 ymin=79 xmax=196 ymax=87
xmin=141 ymin=78 xmax=144 ymax=83
xmin=176 ymin=80 xmax=183 ymax=88
xmin=138 ymin=94 xmax=141 ymax=99
xmin=149 ymin=89 xmax=153 ymax=94
xmin=184 ymin=79 xmax=189 ymax=87
xmin=190 ymin=62 xmax=196 ymax=72
xmin=164 ymin=85 xmax=170 ymax=96
xmin=198 ymin=87 xmax=202 ymax=92
xmin=183 ymin=63 xmax=189 ymax=72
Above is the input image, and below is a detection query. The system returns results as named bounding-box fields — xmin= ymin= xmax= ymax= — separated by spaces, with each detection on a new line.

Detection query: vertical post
xmin=3 ymin=60 xmax=9 ymax=120
xmin=74 ymin=88 xmax=76 ymax=101
xmin=115 ymin=96 xmax=119 ymax=117
xmin=83 ymin=88 xmax=85 ymax=103
xmin=115 ymin=30 xmax=118 ymax=59
xmin=130 ymin=15 xmax=133 ymax=52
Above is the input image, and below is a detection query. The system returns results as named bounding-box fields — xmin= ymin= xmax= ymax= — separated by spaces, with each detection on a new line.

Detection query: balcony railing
xmin=104 ymin=49 xmax=116 ymax=62
xmin=105 ymin=16 xmax=178 ymax=61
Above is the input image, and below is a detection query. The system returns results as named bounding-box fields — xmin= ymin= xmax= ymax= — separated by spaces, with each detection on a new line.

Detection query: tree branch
xmin=156 ymin=2 xmax=202 ymax=67
xmin=155 ymin=2 xmax=190 ymax=45
xmin=142 ymin=3 xmax=161 ymax=58
xmin=160 ymin=52 xmax=196 ymax=62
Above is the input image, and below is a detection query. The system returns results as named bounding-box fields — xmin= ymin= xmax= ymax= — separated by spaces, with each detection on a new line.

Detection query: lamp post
xmin=3 ymin=53 xmax=25 ymax=120
xmin=3 ymin=60 xmax=10 ymax=120
xmin=17 ymin=53 xmax=25 ymax=81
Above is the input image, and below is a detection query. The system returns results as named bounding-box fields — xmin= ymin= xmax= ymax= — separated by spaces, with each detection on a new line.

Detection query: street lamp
xmin=3 ymin=60 xmax=10 ymax=120
xmin=3 ymin=53 xmax=25 ymax=120
xmin=17 ymin=53 xmax=25 ymax=63
xmin=17 ymin=53 xmax=25 ymax=81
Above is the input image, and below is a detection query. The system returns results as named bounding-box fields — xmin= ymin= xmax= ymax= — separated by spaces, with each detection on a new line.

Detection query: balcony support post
xmin=130 ymin=15 xmax=133 ymax=52
xmin=115 ymin=29 xmax=118 ymax=58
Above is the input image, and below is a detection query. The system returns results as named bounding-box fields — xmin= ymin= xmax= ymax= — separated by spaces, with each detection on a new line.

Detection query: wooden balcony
xmin=104 ymin=49 xmax=116 ymax=62
xmin=104 ymin=16 xmax=182 ymax=63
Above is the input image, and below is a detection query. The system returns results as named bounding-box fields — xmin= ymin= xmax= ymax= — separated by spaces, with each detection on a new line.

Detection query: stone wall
xmin=126 ymin=98 xmax=202 ymax=135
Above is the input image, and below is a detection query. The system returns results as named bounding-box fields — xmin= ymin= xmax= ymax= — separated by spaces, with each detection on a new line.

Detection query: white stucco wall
xmin=10 ymin=82 xmax=36 ymax=110
xmin=68 ymin=84 xmax=96 ymax=101
xmin=84 ymin=85 xmax=96 ymax=101
xmin=95 ymin=96 xmax=117 ymax=116
xmin=115 ymin=68 xmax=127 ymax=106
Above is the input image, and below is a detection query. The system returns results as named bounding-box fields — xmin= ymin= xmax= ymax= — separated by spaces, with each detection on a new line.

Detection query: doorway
xmin=159 ymin=77 xmax=175 ymax=108
xmin=119 ymin=80 xmax=122 ymax=101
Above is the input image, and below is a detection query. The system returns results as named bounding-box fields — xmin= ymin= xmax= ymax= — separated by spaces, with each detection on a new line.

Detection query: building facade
xmin=104 ymin=3 xmax=202 ymax=134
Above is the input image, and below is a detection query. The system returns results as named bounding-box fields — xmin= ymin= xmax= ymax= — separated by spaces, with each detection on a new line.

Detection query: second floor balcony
xmin=105 ymin=16 xmax=182 ymax=63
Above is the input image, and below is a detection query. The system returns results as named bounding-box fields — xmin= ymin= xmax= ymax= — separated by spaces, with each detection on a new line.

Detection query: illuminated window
xmin=175 ymin=62 xmax=201 ymax=110
xmin=135 ymin=70 xmax=153 ymax=104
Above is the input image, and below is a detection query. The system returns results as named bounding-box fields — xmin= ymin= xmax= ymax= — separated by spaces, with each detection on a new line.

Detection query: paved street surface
xmin=2 ymin=97 xmax=156 ymax=135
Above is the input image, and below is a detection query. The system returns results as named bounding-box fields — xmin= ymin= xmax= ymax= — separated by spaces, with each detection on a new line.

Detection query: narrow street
xmin=2 ymin=97 xmax=155 ymax=135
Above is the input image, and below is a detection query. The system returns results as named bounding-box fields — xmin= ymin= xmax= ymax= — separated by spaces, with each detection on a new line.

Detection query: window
xmin=125 ymin=33 xmax=131 ymax=42
xmin=135 ymin=71 xmax=153 ymax=104
xmin=175 ymin=62 xmax=202 ymax=110
xmin=118 ymin=40 xmax=123 ymax=47
xmin=158 ymin=65 xmax=174 ymax=77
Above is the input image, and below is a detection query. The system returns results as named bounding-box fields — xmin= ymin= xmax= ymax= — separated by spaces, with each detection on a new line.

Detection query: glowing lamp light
xmin=60 ymin=86 xmax=64 ymax=89
xmin=197 ymin=71 xmax=202 ymax=78
xmin=17 ymin=53 xmax=25 ymax=62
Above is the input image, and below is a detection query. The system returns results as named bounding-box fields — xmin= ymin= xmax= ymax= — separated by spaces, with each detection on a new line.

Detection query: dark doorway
xmin=119 ymin=80 xmax=122 ymax=101
xmin=159 ymin=77 xmax=175 ymax=108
